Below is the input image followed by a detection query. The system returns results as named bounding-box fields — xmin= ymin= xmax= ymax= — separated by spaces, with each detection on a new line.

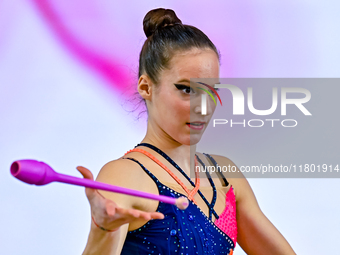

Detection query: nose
xmin=193 ymin=94 xmax=216 ymax=116
xmin=194 ymin=104 xmax=201 ymax=114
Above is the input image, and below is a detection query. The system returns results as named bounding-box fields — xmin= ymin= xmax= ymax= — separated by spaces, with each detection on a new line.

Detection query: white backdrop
xmin=1 ymin=1 xmax=339 ymax=254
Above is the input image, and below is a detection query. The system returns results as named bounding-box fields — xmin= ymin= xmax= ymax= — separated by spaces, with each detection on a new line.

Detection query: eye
xmin=174 ymin=84 xmax=194 ymax=94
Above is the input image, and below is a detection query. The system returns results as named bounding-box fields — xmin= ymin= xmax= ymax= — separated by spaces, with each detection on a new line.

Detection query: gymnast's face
xmin=141 ymin=48 xmax=220 ymax=146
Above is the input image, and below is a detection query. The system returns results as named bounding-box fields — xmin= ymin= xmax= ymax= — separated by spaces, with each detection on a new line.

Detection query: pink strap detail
xmin=214 ymin=186 xmax=237 ymax=245
xmin=124 ymin=148 xmax=200 ymax=204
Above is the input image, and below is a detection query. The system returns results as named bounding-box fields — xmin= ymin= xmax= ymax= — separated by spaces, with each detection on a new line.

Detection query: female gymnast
xmin=78 ymin=8 xmax=296 ymax=255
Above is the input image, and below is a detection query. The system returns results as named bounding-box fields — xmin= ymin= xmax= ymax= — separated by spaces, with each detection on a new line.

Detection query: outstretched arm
xmin=77 ymin=160 xmax=164 ymax=255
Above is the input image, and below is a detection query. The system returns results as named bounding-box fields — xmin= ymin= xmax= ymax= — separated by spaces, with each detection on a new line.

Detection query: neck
xmin=141 ymin=134 xmax=197 ymax=177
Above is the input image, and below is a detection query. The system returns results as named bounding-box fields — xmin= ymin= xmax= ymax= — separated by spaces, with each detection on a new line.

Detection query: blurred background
xmin=1 ymin=0 xmax=339 ymax=254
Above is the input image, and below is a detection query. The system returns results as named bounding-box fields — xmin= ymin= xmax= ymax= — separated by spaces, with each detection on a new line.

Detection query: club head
xmin=11 ymin=160 xmax=57 ymax=185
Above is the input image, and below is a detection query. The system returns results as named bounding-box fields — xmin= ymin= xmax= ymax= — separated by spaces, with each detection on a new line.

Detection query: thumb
xmin=76 ymin=166 xmax=94 ymax=180
xmin=76 ymin=166 xmax=96 ymax=200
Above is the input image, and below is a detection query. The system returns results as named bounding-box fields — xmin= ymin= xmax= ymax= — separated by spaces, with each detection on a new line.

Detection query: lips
xmin=186 ymin=122 xmax=206 ymax=130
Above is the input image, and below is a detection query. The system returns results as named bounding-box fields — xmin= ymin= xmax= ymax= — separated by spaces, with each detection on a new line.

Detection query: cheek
xmin=170 ymin=98 xmax=191 ymax=120
xmin=211 ymin=103 xmax=217 ymax=114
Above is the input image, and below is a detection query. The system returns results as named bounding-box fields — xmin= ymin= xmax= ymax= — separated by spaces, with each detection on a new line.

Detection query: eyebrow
xmin=176 ymin=79 xmax=191 ymax=83
xmin=177 ymin=79 xmax=221 ymax=86
xmin=196 ymin=81 xmax=221 ymax=87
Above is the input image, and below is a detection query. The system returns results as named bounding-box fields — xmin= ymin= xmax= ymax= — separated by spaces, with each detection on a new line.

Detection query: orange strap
xmin=124 ymin=148 xmax=200 ymax=204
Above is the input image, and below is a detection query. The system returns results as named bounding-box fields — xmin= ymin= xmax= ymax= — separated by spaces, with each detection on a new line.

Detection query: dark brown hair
xmin=130 ymin=8 xmax=220 ymax=119
xmin=139 ymin=8 xmax=220 ymax=84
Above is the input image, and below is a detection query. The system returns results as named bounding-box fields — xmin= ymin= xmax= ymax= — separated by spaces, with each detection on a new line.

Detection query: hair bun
xmin=143 ymin=8 xmax=182 ymax=38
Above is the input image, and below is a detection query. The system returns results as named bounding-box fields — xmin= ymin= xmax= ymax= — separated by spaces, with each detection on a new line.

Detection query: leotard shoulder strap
xmin=134 ymin=143 xmax=220 ymax=220
xmin=203 ymin=153 xmax=230 ymax=187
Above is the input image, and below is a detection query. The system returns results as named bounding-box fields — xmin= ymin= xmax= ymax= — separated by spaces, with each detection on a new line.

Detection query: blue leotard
xmin=121 ymin=144 xmax=235 ymax=255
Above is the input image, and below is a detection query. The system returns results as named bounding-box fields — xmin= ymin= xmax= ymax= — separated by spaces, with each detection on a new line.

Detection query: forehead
xmin=163 ymin=48 xmax=220 ymax=81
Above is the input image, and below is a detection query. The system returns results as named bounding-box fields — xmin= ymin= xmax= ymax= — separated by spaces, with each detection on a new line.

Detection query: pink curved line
xmin=31 ymin=0 xmax=131 ymax=93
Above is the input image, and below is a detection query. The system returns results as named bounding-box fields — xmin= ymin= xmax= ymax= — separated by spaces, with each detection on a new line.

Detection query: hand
xmin=76 ymin=166 xmax=164 ymax=231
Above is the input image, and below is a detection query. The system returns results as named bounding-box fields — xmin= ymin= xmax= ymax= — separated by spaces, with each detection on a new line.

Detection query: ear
xmin=138 ymin=74 xmax=153 ymax=100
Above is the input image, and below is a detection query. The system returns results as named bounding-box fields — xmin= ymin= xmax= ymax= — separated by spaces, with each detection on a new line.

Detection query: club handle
xmin=55 ymin=173 xmax=177 ymax=205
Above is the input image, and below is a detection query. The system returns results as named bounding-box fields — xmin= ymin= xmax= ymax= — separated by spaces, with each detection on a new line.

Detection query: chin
xmin=187 ymin=135 xmax=203 ymax=146
xmin=174 ymin=136 xmax=198 ymax=146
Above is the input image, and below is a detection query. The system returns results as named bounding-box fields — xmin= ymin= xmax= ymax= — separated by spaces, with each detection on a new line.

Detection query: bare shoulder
xmin=95 ymin=156 xmax=155 ymax=209
xmin=96 ymin=156 xmax=147 ymax=186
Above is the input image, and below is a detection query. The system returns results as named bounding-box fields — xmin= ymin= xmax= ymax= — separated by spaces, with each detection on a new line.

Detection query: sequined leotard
xmin=121 ymin=143 xmax=237 ymax=255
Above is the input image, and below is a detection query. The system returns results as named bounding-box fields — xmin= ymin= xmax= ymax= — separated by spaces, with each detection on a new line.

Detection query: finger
xmin=137 ymin=211 xmax=156 ymax=221
xmin=116 ymin=207 xmax=164 ymax=221
xmin=76 ymin=166 xmax=94 ymax=180
xmin=116 ymin=207 xmax=138 ymax=218
xmin=76 ymin=166 xmax=97 ymax=200
xmin=149 ymin=212 xmax=165 ymax=220
xmin=127 ymin=208 xmax=140 ymax=218
xmin=134 ymin=211 xmax=163 ymax=221
xmin=138 ymin=211 xmax=164 ymax=220
xmin=105 ymin=199 xmax=117 ymax=217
